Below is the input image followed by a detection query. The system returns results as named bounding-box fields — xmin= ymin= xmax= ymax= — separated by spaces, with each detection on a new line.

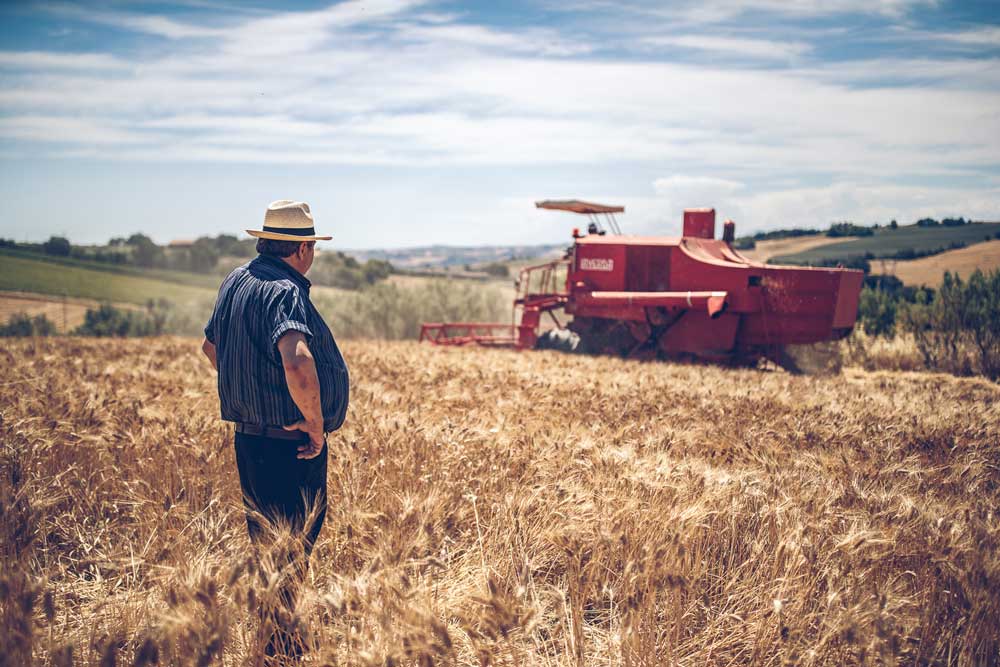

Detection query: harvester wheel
xmin=534 ymin=328 xmax=581 ymax=352
xmin=603 ymin=322 xmax=639 ymax=357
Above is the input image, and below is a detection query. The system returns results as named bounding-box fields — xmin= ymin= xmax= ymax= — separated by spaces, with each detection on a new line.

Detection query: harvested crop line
xmin=1 ymin=338 xmax=998 ymax=665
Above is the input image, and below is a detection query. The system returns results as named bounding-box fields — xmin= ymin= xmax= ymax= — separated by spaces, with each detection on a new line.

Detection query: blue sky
xmin=0 ymin=0 xmax=998 ymax=249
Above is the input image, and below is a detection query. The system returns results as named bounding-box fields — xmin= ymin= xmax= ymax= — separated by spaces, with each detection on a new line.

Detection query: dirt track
xmin=0 ymin=291 xmax=139 ymax=332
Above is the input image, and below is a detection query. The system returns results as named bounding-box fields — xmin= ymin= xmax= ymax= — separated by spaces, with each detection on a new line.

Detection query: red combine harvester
xmin=419 ymin=200 xmax=864 ymax=367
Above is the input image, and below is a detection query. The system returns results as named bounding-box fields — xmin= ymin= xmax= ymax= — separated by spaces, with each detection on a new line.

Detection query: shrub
xmin=128 ymin=234 xmax=166 ymax=268
xmin=481 ymin=262 xmax=510 ymax=278
xmin=73 ymin=303 xmax=166 ymax=337
xmin=827 ymin=222 xmax=874 ymax=238
xmin=313 ymin=279 xmax=508 ymax=340
xmin=309 ymin=252 xmax=393 ymax=290
xmin=750 ymin=228 xmax=820 ymax=241
xmin=857 ymin=286 xmax=898 ymax=337
xmin=899 ymin=270 xmax=1000 ymax=380
xmin=0 ymin=313 xmax=58 ymax=337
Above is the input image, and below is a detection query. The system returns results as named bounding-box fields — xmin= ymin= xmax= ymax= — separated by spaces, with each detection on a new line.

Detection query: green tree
xmin=962 ymin=269 xmax=1000 ymax=380
xmin=481 ymin=262 xmax=511 ymax=278
xmin=857 ymin=286 xmax=897 ymax=337
xmin=42 ymin=236 xmax=71 ymax=256
xmin=127 ymin=234 xmax=165 ymax=268
xmin=74 ymin=304 xmax=164 ymax=337
xmin=899 ymin=270 xmax=1000 ymax=380
xmin=188 ymin=238 xmax=221 ymax=273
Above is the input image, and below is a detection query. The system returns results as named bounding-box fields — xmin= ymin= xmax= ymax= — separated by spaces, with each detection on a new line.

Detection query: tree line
xmin=733 ymin=216 xmax=982 ymax=250
xmin=1 ymin=233 xmax=394 ymax=291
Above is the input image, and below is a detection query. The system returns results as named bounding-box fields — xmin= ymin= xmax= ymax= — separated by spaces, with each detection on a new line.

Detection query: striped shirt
xmin=204 ymin=254 xmax=349 ymax=433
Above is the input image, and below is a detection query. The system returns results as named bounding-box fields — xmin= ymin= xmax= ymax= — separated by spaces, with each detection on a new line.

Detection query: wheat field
xmin=1 ymin=337 xmax=998 ymax=666
xmin=891 ymin=240 xmax=1000 ymax=287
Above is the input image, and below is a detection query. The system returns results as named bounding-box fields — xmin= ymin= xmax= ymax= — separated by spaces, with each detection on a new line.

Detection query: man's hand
xmin=284 ymin=420 xmax=325 ymax=459
xmin=201 ymin=337 xmax=217 ymax=371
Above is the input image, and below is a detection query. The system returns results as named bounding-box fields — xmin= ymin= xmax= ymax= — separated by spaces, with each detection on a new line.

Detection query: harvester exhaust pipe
xmin=722 ymin=220 xmax=735 ymax=244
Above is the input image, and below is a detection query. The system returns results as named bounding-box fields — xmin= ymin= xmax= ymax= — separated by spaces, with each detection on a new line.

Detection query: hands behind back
xmin=284 ymin=420 xmax=325 ymax=459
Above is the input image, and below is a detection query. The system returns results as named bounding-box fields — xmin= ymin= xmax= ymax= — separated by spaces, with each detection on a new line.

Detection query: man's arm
xmin=201 ymin=337 xmax=217 ymax=371
xmin=277 ymin=331 xmax=325 ymax=460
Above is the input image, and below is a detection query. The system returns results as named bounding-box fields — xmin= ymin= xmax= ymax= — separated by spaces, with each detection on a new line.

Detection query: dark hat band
xmin=262 ymin=225 xmax=316 ymax=236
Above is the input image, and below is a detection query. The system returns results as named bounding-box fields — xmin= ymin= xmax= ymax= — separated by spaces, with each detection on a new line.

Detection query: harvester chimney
xmin=683 ymin=208 xmax=715 ymax=239
xmin=723 ymin=220 xmax=735 ymax=243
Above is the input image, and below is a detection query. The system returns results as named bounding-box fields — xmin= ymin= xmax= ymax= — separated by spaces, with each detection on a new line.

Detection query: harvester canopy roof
xmin=535 ymin=200 xmax=625 ymax=214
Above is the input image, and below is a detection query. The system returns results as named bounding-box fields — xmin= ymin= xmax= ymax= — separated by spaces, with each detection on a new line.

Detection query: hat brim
xmin=247 ymin=229 xmax=332 ymax=241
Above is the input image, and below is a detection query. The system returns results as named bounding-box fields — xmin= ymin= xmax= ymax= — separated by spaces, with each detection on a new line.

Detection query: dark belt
xmin=234 ymin=422 xmax=306 ymax=441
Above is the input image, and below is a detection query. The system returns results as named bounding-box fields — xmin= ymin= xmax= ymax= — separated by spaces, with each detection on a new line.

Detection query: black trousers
xmin=235 ymin=432 xmax=328 ymax=661
xmin=234 ymin=431 xmax=328 ymax=553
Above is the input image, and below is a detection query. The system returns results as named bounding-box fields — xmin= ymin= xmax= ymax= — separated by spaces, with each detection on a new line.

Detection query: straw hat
xmin=246 ymin=200 xmax=332 ymax=241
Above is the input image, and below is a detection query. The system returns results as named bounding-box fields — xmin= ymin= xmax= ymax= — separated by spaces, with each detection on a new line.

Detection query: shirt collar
xmin=254 ymin=254 xmax=312 ymax=291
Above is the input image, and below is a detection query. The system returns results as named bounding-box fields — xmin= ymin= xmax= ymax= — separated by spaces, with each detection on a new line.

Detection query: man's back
xmin=206 ymin=254 xmax=349 ymax=433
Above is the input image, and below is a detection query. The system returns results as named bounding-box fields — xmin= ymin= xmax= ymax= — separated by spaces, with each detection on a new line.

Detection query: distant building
xmin=169 ymin=239 xmax=195 ymax=248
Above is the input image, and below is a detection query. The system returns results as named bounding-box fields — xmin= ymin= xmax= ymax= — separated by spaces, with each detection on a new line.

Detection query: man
xmin=201 ymin=200 xmax=349 ymax=656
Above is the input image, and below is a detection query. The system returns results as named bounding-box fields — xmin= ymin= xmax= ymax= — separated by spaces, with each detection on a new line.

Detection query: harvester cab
xmin=419 ymin=200 xmax=864 ymax=367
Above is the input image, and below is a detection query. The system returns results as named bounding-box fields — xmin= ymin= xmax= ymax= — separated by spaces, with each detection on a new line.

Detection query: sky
xmin=0 ymin=0 xmax=998 ymax=249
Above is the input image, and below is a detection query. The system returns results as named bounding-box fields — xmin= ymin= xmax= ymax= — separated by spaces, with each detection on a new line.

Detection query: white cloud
xmin=616 ymin=0 xmax=935 ymax=24
xmin=935 ymin=26 xmax=1000 ymax=47
xmin=641 ymin=35 xmax=811 ymax=60
xmin=41 ymin=3 xmax=227 ymax=39
xmin=218 ymin=0 xmax=428 ymax=56
xmin=886 ymin=25 xmax=1000 ymax=51
xmin=0 ymin=50 xmax=129 ymax=70
xmin=3 ymin=47 xmax=998 ymax=177
xmin=0 ymin=115 xmax=151 ymax=145
xmin=735 ymin=182 xmax=1000 ymax=230
xmin=653 ymin=175 xmax=745 ymax=200
xmin=395 ymin=23 xmax=592 ymax=56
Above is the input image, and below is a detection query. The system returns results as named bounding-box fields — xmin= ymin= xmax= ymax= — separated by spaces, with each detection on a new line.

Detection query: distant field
xmin=0 ymin=253 xmax=216 ymax=305
xmin=0 ymin=291 xmax=140 ymax=332
xmin=891 ymin=239 xmax=1000 ymax=286
xmin=739 ymin=234 xmax=840 ymax=263
xmin=772 ymin=222 xmax=1000 ymax=265
xmin=0 ymin=247 xmax=225 ymax=290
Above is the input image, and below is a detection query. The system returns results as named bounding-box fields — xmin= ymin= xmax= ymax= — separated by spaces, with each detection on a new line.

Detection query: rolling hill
xmin=891 ymin=239 xmax=1000 ymax=286
xmin=770 ymin=222 xmax=1000 ymax=266
xmin=739 ymin=235 xmax=841 ymax=263
xmin=0 ymin=251 xmax=216 ymax=305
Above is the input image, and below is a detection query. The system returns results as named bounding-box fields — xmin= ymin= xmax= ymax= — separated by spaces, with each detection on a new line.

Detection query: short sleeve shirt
xmin=204 ymin=254 xmax=349 ymax=432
